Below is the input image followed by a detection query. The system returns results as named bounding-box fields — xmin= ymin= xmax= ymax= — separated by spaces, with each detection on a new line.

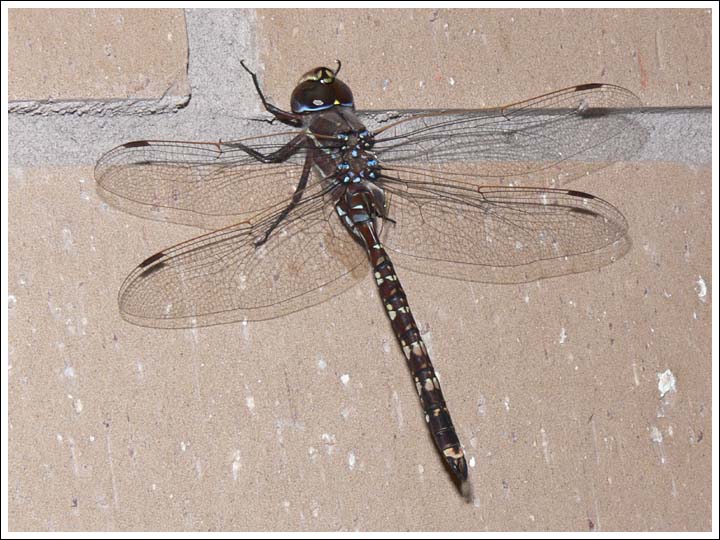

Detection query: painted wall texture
xmin=7 ymin=8 xmax=713 ymax=532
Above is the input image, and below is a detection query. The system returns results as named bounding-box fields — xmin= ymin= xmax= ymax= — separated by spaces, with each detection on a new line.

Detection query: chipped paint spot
xmin=469 ymin=456 xmax=476 ymax=468
xmin=340 ymin=374 xmax=350 ymax=386
xmin=391 ymin=390 xmax=404 ymax=428
xmin=657 ymin=369 xmax=677 ymax=398
xmin=8 ymin=295 xmax=17 ymax=309
xmin=245 ymin=396 xmax=255 ymax=412
xmin=61 ymin=227 xmax=74 ymax=251
xmin=321 ymin=433 xmax=336 ymax=454
xmin=231 ymin=450 xmax=241 ymax=480
xmin=347 ymin=451 xmax=356 ymax=470
xmin=503 ymin=396 xmax=511 ymax=412
xmin=72 ymin=398 xmax=83 ymax=413
xmin=632 ymin=361 xmax=640 ymax=387
xmin=241 ymin=317 xmax=249 ymax=342
xmin=477 ymin=393 xmax=486 ymax=416
xmin=649 ymin=425 xmax=666 ymax=463
xmin=559 ymin=327 xmax=568 ymax=344
xmin=540 ymin=427 xmax=551 ymax=464
xmin=695 ymin=276 xmax=707 ymax=302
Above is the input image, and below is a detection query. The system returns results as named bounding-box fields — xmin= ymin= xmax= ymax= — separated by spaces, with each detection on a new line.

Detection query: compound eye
xmin=290 ymin=69 xmax=355 ymax=113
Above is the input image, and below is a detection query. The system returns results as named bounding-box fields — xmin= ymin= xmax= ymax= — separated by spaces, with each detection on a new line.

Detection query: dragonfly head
xmin=291 ymin=63 xmax=354 ymax=114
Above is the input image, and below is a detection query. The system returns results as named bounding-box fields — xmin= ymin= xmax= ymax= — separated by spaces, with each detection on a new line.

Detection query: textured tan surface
xmin=7 ymin=162 xmax=712 ymax=530
xmin=7 ymin=7 xmax=713 ymax=533
xmin=256 ymin=8 xmax=711 ymax=110
xmin=8 ymin=8 xmax=188 ymax=102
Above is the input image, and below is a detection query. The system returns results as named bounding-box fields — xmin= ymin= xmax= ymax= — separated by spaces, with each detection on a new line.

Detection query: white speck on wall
xmin=540 ymin=427 xmax=551 ymax=464
xmin=308 ymin=446 xmax=318 ymax=461
xmin=180 ymin=441 xmax=187 ymax=452
xmin=321 ymin=433 xmax=336 ymax=454
xmin=8 ymin=295 xmax=17 ymax=309
xmin=417 ymin=464 xmax=424 ymax=475
xmin=56 ymin=433 xmax=63 ymax=443
xmin=632 ymin=361 xmax=640 ymax=386
xmin=340 ymin=374 xmax=350 ymax=386
xmin=657 ymin=369 xmax=677 ymax=398
xmin=382 ymin=340 xmax=391 ymax=354
xmin=469 ymin=456 xmax=476 ymax=468
xmin=503 ymin=396 xmax=511 ymax=412
xmin=231 ymin=450 xmax=241 ymax=481
xmin=241 ymin=317 xmax=249 ymax=342
xmin=245 ymin=396 xmax=255 ymax=412
xmin=348 ymin=451 xmax=356 ymax=470
xmin=72 ymin=398 xmax=83 ymax=414
xmin=649 ymin=425 xmax=667 ymax=463
xmin=64 ymin=366 xmax=77 ymax=379
xmin=477 ymin=394 xmax=486 ymax=416
xmin=61 ymin=228 xmax=74 ymax=251
xmin=559 ymin=327 xmax=568 ymax=344
xmin=317 ymin=356 xmax=327 ymax=370
xmin=695 ymin=276 xmax=707 ymax=303
xmin=391 ymin=390 xmax=404 ymax=428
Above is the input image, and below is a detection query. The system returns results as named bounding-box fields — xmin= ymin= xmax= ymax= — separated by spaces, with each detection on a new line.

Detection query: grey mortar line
xmin=8 ymin=9 xmax=712 ymax=168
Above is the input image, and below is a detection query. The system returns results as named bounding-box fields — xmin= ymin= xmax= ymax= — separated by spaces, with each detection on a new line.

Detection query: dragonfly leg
xmin=240 ymin=60 xmax=304 ymax=127
xmin=228 ymin=133 xmax=308 ymax=164
xmin=254 ymin=152 xmax=313 ymax=247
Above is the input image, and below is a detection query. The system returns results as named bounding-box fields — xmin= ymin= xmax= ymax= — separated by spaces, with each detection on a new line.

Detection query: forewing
xmin=380 ymin=171 xmax=628 ymax=283
xmin=369 ymin=84 xmax=646 ymax=185
xmin=118 ymin=194 xmax=367 ymax=328
xmin=95 ymin=133 xmax=315 ymax=230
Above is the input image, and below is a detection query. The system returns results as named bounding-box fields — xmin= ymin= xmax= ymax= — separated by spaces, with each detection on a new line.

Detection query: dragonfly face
xmin=290 ymin=65 xmax=355 ymax=113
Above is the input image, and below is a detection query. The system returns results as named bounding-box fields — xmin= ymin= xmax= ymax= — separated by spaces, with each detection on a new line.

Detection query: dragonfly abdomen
xmin=337 ymin=184 xmax=469 ymax=490
xmin=372 ymin=242 xmax=469 ymax=488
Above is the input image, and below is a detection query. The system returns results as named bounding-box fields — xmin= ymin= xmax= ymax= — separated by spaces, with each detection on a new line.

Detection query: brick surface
xmin=8 ymin=162 xmax=712 ymax=531
xmin=9 ymin=9 xmax=189 ymax=104
xmin=256 ymin=8 xmax=711 ymax=110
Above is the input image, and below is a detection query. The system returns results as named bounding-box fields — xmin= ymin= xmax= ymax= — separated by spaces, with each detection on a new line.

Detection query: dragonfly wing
xmin=95 ymin=133 xmax=316 ymax=230
xmin=368 ymin=83 xmax=646 ymax=185
xmin=118 ymin=192 xmax=367 ymax=328
xmin=380 ymin=171 xmax=628 ymax=284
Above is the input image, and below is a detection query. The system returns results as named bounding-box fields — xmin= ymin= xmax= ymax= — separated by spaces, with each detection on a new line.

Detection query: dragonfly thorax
xmin=333 ymin=131 xmax=380 ymax=184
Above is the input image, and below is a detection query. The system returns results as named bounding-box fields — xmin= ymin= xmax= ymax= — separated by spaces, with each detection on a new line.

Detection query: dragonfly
xmin=95 ymin=61 xmax=646 ymax=500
